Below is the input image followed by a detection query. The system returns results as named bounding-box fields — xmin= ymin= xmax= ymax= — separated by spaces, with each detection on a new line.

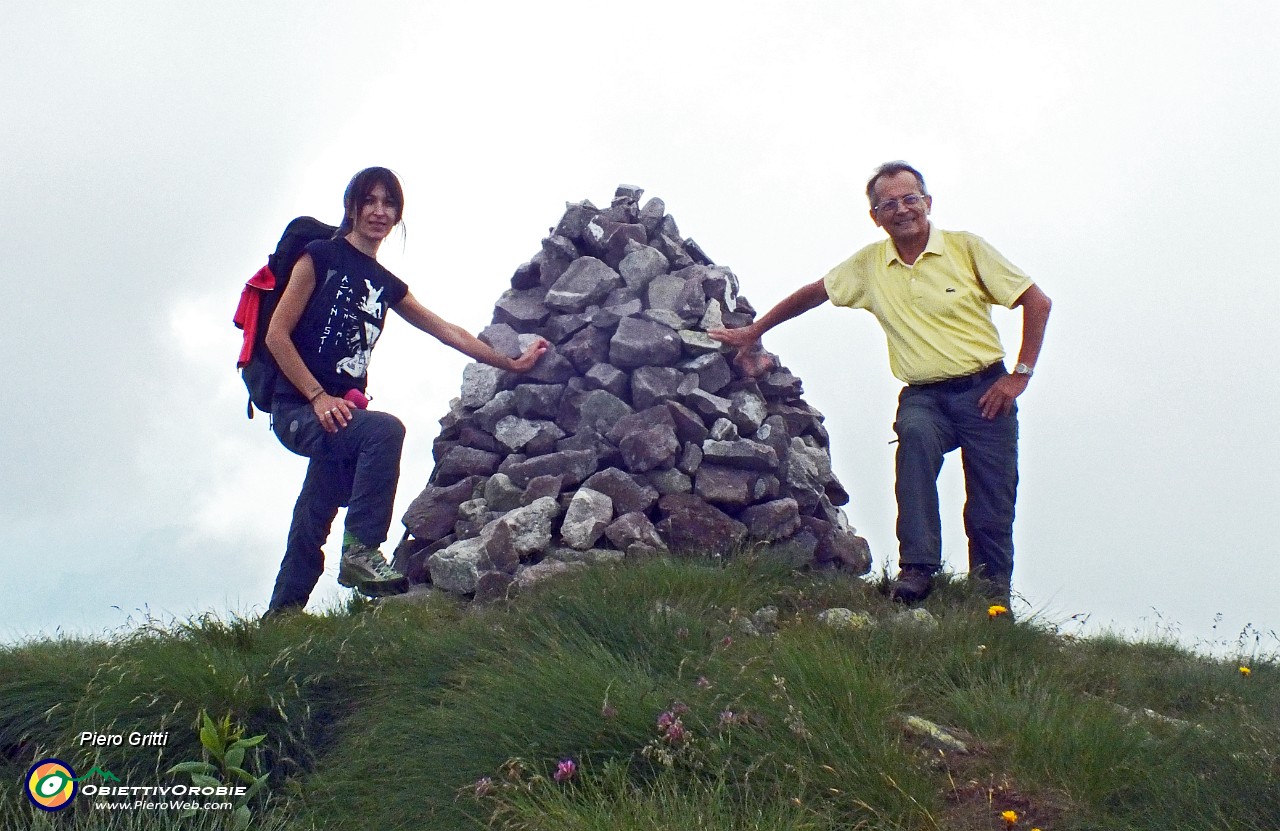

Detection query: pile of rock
xmin=393 ymin=186 xmax=870 ymax=600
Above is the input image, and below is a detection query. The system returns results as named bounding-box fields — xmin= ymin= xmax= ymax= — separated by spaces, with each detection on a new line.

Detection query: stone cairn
xmin=393 ymin=186 xmax=871 ymax=601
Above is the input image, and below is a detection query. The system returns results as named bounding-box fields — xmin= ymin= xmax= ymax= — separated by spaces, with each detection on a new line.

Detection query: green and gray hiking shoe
xmin=338 ymin=543 xmax=409 ymax=597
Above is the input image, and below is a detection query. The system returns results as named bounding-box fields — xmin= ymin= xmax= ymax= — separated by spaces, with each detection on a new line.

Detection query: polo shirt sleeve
xmin=821 ymin=247 xmax=872 ymax=309
xmin=966 ymin=233 xmax=1034 ymax=308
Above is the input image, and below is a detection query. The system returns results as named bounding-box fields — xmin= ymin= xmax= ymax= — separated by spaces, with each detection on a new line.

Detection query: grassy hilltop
xmin=2 ymin=555 xmax=1277 ymax=831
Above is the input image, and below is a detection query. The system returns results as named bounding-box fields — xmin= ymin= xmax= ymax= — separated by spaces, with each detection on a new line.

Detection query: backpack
xmin=233 ymin=216 xmax=338 ymax=418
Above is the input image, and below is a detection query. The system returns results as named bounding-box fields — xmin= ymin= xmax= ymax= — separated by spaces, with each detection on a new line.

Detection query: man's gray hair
xmin=866 ymin=161 xmax=928 ymax=206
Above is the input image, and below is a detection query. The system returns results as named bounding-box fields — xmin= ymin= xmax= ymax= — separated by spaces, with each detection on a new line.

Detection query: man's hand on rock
xmin=708 ymin=325 xmax=776 ymax=379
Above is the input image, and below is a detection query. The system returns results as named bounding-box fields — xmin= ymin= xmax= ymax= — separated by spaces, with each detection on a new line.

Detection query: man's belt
xmin=908 ymin=362 xmax=1006 ymax=392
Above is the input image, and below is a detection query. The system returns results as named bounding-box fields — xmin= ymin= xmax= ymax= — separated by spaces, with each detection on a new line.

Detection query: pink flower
xmin=600 ymin=702 xmax=617 ymax=719
xmin=671 ymin=701 xmax=690 ymax=715
xmin=663 ymin=718 xmax=687 ymax=744
xmin=696 ymin=675 xmax=712 ymax=689
xmin=473 ymin=777 xmax=494 ymax=798
xmin=553 ymin=759 xmax=576 ymax=783
xmin=720 ymin=635 xmax=733 ymax=648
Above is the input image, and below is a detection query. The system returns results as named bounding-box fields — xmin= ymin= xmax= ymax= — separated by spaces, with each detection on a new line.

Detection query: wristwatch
xmin=1013 ymin=363 xmax=1034 ymax=378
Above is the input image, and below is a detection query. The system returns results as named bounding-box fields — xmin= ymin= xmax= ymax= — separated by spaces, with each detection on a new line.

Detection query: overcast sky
xmin=5 ymin=1 xmax=1278 ymax=656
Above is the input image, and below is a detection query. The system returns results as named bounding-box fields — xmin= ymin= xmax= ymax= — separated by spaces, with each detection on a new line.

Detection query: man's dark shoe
xmin=890 ymin=565 xmax=935 ymax=603
xmin=260 ymin=604 xmax=306 ymax=624
xmin=971 ymin=575 xmax=1012 ymax=606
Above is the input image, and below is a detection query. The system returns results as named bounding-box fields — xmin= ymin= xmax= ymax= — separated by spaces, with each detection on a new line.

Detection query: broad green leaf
xmin=164 ymin=761 xmax=218 ymax=776
xmin=246 ymin=773 xmax=270 ymax=800
xmin=229 ymin=765 xmax=258 ymax=785
xmin=232 ymin=733 xmax=267 ymax=749
xmin=190 ymin=773 xmax=222 ymax=789
xmin=235 ymin=773 xmax=270 ymax=809
xmin=200 ymin=724 xmax=225 ymax=760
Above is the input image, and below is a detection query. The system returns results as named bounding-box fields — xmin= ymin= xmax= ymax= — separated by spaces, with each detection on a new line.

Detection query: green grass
xmin=2 ymin=557 xmax=1277 ymax=830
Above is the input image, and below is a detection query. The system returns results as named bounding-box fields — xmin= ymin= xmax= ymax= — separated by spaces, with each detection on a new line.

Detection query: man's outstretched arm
xmin=709 ymin=278 xmax=830 ymax=375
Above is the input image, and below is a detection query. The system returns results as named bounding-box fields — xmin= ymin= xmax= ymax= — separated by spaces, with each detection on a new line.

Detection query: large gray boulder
xmin=656 ymin=493 xmax=747 ymax=553
xmin=546 ymin=257 xmax=622 ymax=313
xmin=609 ymin=317 xmax=683 ymax=369
xmin=560 ymin=488 xmax=613 ymax=550
xmin=427 ymin=538 xmax=485 ymax=594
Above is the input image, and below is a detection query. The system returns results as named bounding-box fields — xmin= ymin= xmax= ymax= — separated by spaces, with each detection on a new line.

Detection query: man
xmin=710 ymin=161 xmax=1051 ymax=603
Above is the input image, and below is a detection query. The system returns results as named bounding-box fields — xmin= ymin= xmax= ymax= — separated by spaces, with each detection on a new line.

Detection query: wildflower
xmin=1239 ymin=666 xmax=1252 ymax=677
xmin=718 ymin=710 xmax=737 ymax=728
xmin=657 ymin=709 xmax=688 ymax=743
xmin=696 ymin=675 xmax=712 ymax=689
xmin=600 ymin=702 xmax=617 ymax=720
xmin=473 ymin=777 xmax=495 ymax=798
xmin=721 ymin=635 xmax=734 ymax=648
xmin=988 ymin=604 xmax=1010 ymax=619
xmin=671 ymin=700 xmax=690 ymax=715
xmin=1001 ymin=809 xmax=1018 ymax=825
xmin=553 ymin=759 xmax=576 ymax=783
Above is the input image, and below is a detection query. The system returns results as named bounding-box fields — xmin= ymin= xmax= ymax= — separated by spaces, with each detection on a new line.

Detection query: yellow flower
xmin=988 ymin=605 xmax=1010 ymax=619
xmin=1239 ymin=666 xmax=1252 ymax=677
xmin=1001 ymin=809 xmax=1019 ymax=825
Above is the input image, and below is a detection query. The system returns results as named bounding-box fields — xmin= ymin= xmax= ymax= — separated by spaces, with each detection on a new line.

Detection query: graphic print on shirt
xmin=358 ymin=280 xmax=385 ymax=319
xmin=315 ymin=270 xmax=387 ymax=381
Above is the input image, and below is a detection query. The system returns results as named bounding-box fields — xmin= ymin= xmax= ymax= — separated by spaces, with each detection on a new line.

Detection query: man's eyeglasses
xmin=873 ymin=194 xmax=928 ymax=213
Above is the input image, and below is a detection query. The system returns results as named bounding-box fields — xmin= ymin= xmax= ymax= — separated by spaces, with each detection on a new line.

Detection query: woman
xmin=264 ymin=167 xmax=547 ymax=615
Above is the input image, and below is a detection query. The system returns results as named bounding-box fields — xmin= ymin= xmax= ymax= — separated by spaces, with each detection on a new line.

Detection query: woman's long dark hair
xmin=334 ymin=167 xmax=406 ymax=238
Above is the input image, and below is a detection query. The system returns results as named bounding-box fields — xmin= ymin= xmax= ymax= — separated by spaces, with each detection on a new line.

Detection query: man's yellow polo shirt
xmin=822 ymin=226 xmax=1033 ymax=385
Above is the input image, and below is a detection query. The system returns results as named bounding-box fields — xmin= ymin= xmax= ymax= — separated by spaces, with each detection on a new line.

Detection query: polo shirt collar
xmin=883 ymin=224 xmax=943 ymax=266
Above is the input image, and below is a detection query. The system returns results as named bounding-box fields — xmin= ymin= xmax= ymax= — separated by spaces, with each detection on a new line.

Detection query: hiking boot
xmin=890 ymin=565 xmax=935 ymax=603
xmin=971 ymin=575 xmax=1012 ymax=606
xmin=260 ymin=604 xmax=307 ymax=624
xmin=338 ymin=543 xmax=409 ymax=597
xmin=257 ymin=601 xmax=312 ymax=622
